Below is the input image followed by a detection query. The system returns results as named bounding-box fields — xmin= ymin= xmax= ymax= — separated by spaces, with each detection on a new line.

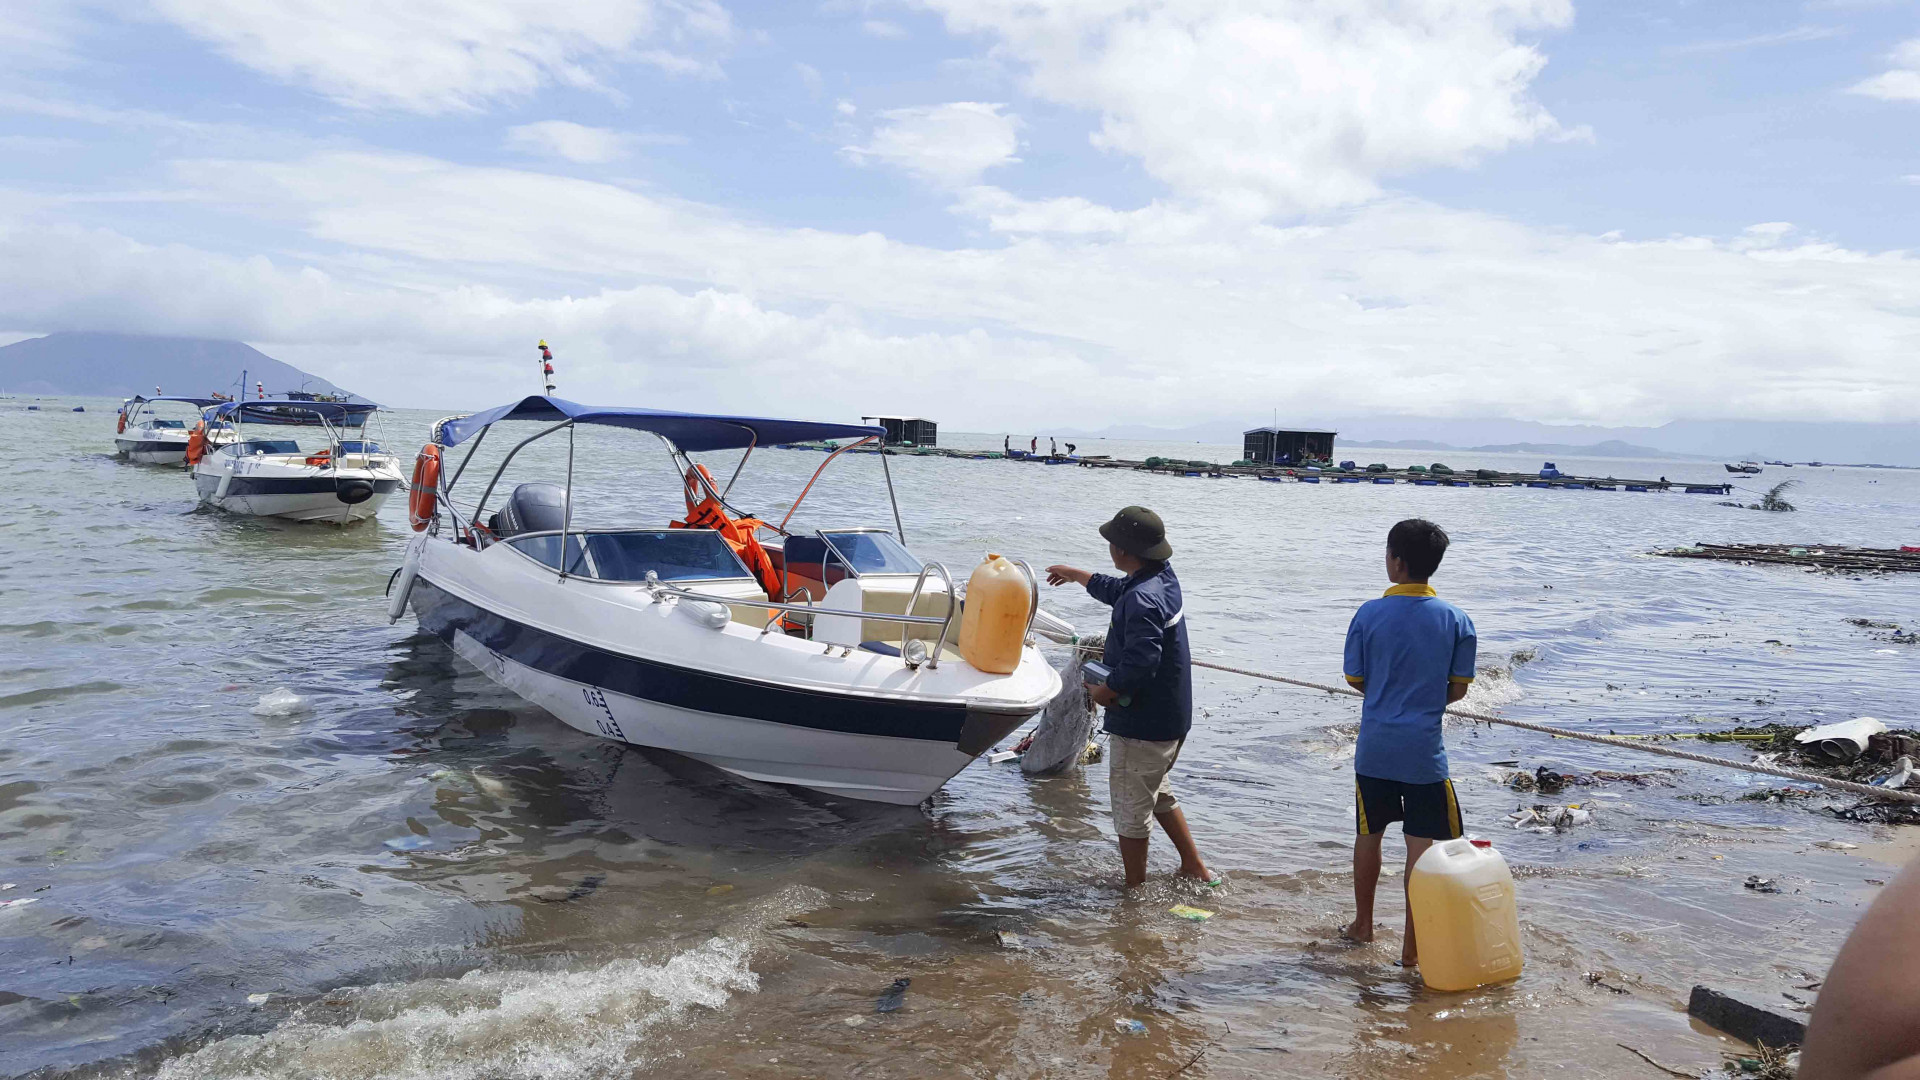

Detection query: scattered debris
xmin=706 ymin=884 xmax=735 ymax=896
xmin=1 ymin=897 xmax=38 ymax=909
xmin=1023 ymin=635 xmax=1105 ymax=775
xmin=1812 ymin=840 xmax=1858 ymax=850
xmin=843 ymin=1015 xmax=866 ymax=1028
xmin=246 ymin=993 xmax=272 ymax=1006
xmin=1716 ymin=480 xmax=1798 ymax=513
xmin=1113 ymin=1018 xmax=1148 ymax=1036
xmin=251 ymin=687 xmax=310 ymax=717
xmin=1507 ymin=766 xmax=1677 ymax=792
xmin=1688 ymin=985 xmax=1807 ymax=1049
xmin=1584 ymin=972 xmax=1631 ymax=994
xmin=988 ymin=750 xmax=1021 ymax=765
xmin=1744 ymin=876 xmax=1781 ymax=894
xmin=875 ymin=977 xmax=910 ymax=1013
xmin=1875 ymin=756 xmax=1915 ymax=789
xmin=1617 ymin=1042 xmax=1701 ymax=1079
xmin=1826 ymin=800 xmax=1920 ymax=826
xmin=1722 ymin=1041 xmax=1799 ymax=1080
xmin=1794 ymin=717 xmax=1888 ymax=763
xmin=382 ymin=836 xmax=433 ymax=851
xmin=1509 ymin=804 xmax=1593 ymax=830
xmin=994 ymin=930 xmax=1023 ymax=949
xmin=1169 ymin=904 xmax=1214 ymax=922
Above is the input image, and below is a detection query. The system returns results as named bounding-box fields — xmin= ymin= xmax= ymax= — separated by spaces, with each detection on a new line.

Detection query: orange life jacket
xmin=184 ymin=423 xmax=208 ymax=465
xmin=672 ymin=464 xmax=782 ymax=599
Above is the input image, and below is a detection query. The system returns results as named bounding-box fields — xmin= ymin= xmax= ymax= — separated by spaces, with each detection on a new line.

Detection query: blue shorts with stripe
xmin=1355 ymin=774 xmax=1463 ymax=840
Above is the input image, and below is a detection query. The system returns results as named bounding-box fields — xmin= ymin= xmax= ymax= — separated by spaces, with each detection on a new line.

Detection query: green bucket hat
xmin=1099 ymin=505 xmax=1172 ymax=561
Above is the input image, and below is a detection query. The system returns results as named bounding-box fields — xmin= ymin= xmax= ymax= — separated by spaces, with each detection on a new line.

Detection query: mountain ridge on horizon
xmin=0 ymin=332 xmax=367 ymax=403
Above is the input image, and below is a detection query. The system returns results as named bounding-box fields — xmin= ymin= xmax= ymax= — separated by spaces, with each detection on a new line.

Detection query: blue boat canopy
xmin=207 ymin=399 xmax=379 ymax=422
xmin=127 ymin=395 xmax=224 ymax=407
xmin=437 ymin=395 xmax=886 ymax=452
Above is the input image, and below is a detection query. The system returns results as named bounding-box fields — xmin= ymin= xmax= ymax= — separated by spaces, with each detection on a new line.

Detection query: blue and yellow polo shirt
xmin=1342 ymin=583 xmax=1477 ymax=785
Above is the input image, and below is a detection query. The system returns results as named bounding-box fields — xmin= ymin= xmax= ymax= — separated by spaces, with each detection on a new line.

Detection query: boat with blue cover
xmin=189 ymin=399 xmax=403 ymax=523
xmin=388 ymin=395 xmax=1060 ymax=805
xmin=115 ymin=395 xmax=223 ymax=464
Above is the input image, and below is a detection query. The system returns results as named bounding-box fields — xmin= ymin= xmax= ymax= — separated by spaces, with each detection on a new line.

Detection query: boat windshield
xmin=508 ymin=529 xmax=753 ymax=582
xmin=148 ymin=419 xmax=187 ymax=429
xmin=239 ymin=439 xmax=302 ymax=455
xmin=821 ymin=531 xmax=922 ymax=574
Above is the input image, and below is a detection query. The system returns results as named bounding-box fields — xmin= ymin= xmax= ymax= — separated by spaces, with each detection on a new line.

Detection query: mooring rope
xmin=1186 ymin=658 xmax=1920 ymax=805
xmin=1041 ymin=628 xmax=1918 ymax=804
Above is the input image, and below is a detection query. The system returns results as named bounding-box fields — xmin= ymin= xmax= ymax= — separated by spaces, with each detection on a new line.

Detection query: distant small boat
xmin=1724 ymin=461 xmax=1763 ymax=474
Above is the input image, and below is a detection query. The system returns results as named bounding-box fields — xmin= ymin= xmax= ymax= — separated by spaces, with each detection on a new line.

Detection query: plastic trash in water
xmin=1168 ymin=904 xmax=1213 ymax=922
xmin=1876 ymin=756 xmax=1915 ymax=790
xmin=382 ymin=835 xmax=433 ymax=851
xmin=988 ymin=750 xmax=1021 ymax=764
xmin=875 ymin=977 xmax=910 ymax=1013
xmin=995 ymin=930 xmax=1023 ymax=949
xmin=1114 ymin=1018 xmax=1148 ymax=1035
xmin=1815 ymin=841 xmax=1859 ymax=850
xmin=247 ymin=993 xmax=272 ymax=1006
xmin=251 ymin=688 xmax=310 ymax=717
xmin=1 ymin=897 xmax=37 ymax=909
xmin=1794 ymin=717 xmax=1887 ymax=763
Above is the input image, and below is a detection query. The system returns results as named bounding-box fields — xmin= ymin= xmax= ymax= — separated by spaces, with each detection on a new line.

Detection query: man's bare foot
xmin=1175 ymin=864 xmax=1214 ymax=882
xmin=1340 ymin=920 xmax=1373 ymax=944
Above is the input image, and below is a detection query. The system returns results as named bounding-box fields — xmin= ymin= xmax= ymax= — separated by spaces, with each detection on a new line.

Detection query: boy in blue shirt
xmin=1339 ymin=519 xmax=1477 ymax=968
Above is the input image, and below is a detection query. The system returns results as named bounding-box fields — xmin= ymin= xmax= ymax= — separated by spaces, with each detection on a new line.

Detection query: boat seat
xmin=490 ymin=483 xmax=567 ymax=538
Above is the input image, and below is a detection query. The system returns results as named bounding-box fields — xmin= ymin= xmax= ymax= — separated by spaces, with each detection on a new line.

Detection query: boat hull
xmin=115 ymin=431 xmax=190 ymax=465
xmin=408 ymin=571 xmax=1041 ymax=805
xmin=193 ymin=472 xmax=400 ymax=522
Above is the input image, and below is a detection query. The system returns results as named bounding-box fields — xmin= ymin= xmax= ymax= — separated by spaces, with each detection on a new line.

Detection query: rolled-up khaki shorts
xmin=1109 ymin=735 xmax=1183 ymax=839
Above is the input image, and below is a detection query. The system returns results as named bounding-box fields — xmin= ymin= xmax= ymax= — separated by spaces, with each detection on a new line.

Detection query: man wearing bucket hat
xmin=1047 ymin=507 xmax=1215 ymax=888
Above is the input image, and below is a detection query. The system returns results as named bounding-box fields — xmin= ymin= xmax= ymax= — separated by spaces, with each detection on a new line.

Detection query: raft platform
xmin=771 ymin=442 xmax=1727 ymax=494
xmin=1655 ymin=543 xmax=1920 ymax=574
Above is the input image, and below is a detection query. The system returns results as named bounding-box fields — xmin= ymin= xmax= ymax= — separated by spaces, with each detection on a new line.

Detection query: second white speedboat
xmin=388 ymin=395 xmax=1061 ymax=805
xmin=190 ymin=399 xmax=404 ymax=523
xmin=115 ymin=395 xmax=221 ymax=464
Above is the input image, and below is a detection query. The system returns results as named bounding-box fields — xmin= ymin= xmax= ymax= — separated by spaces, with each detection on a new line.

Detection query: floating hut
xmin=1243 ymin=425 xmax=1336 ymax=465
xmin=862 ymin=415 xmax=938 ymax=448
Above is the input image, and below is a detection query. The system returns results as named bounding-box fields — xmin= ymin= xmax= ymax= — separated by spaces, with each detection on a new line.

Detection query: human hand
xmin=1046 ymin=565 xmax=1089 ymax=587
xmin=1087 ymin=683 xmax=1119 ymax=708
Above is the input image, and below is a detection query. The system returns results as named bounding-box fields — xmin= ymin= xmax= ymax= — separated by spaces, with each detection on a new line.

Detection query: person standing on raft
xmin=1340 ymin=518 xmax=1477 ymax=967
xmin=1047 ymin=507 xmax=1215 ymax=888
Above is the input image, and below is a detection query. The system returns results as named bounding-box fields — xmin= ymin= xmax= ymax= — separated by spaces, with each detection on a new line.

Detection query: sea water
xmin=1 ymin=398 xmax=1916 ymax=1077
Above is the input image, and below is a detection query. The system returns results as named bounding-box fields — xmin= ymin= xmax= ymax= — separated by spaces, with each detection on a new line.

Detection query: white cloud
xmin=1850 ymin=38 xmax=1920 ymax=101
xmin=144 ymin=0 xmax=733 ymax=113
xmin=915 ymin=0 xmax=1574 ymax=215
xmin=11 ymin=150 xmax=1920 ymax=427
xmin=504 ymin=120 xmax=682 ymax=164
xmin=842 ymin=102 xmax=1021 ymax=187
xmin=861 ymin=19 xmax=908 ymax=39
xmin=1673 ymin=25 xmax=1842 ymax=54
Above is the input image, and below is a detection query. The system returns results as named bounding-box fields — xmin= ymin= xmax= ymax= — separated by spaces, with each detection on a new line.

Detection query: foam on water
xmin=145 ymin=936 xmax=757 ymax=1080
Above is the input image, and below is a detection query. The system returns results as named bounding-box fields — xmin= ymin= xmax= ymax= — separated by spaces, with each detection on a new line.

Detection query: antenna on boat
xmin=538 ymin=340 xmax=556 ymax=395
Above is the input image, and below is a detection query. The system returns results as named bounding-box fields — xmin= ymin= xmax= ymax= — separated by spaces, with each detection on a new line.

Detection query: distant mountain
xmin=1056 ymin=415 xmax=1920 ymax=466
xmin=0 ymin=333 xmax=367 ymax=402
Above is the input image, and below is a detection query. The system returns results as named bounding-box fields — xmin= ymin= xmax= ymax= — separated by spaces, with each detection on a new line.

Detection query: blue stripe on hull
xmin=224 ymin=476 xmax=401 ymax=496
xmin=411 ymin=577 xmax=979 ymax=745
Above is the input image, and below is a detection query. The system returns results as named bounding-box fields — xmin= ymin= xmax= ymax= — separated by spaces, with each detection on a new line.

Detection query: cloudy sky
xmin=2 ymin=1 xmax=1917 ymax=429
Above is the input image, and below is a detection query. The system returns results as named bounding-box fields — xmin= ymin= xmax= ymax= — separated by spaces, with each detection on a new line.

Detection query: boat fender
xmin=335 ymin=478 xmax=375 ymax=505
xmin=388 ymin=533 xmax=426 ymax=624
xmin=683 ymin=600 xmax=732 ymax=630
xmin=409 ymin=444 xmax=441 ymax=531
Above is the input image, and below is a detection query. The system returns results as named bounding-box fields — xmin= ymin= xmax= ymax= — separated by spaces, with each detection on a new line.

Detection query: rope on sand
xmin=1184 ymin=658 xmax=1920 ymax=805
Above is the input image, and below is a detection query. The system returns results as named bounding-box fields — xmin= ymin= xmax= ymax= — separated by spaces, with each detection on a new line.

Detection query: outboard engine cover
xmin=335 ymin=478 xmax=376 ymax=504
xmin=491 ymin=483 xmax=568 ymax=537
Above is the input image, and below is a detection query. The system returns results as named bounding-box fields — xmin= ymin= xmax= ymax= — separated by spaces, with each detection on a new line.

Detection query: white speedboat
xmin=388 ymin=395 xmax=1061 ymax=805
xmin=115 ymin=395 xmax=221 ymax=464
xmin=190 ymin=399 xmax=404 ymax=523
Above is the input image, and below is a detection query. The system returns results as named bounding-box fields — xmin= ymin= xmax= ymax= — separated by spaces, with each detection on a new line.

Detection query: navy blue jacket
xmin=1086 ymin=563 xmax=1192 ymax=743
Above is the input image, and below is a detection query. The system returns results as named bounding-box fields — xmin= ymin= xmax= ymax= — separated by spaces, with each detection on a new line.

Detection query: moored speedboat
xmin=114 ymin=395 xmax=222 ymax=464
xmin=390 ymin=395 xmax=1061 ymax=805
xmin=1725 ymin=461 xmax=1763 ymax=474
xmin=189 ymin=399 xmax=403 ymax=523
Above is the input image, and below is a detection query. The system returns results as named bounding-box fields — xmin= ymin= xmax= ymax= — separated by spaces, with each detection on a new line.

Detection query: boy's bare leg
xmin=1400 ymin=835 xmax=1435 ymax=967
xmin=1344 ymin=832 xmax=1383 ymax=942
xmin=1154 ymin=807 xmax=1211 ymax=880
xmin=1119 ymin=835 xmax=1151 ymax=887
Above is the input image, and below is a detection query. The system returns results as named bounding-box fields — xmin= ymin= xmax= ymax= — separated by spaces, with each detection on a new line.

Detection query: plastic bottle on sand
xmin=1407 ymin=838 xmax=1525 ymax=992
xmin=958 ymin=553 xmax=1030 ymax=674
